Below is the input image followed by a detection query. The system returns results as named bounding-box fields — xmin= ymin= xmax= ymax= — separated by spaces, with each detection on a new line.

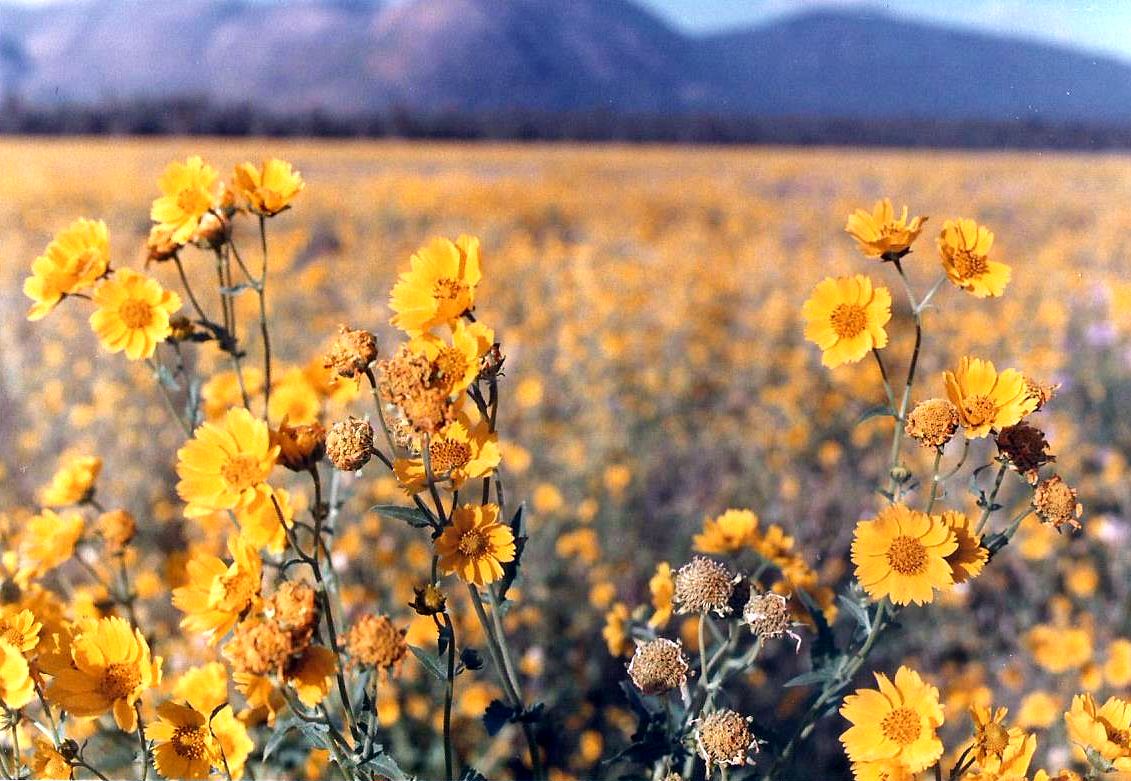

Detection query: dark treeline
xmin=3 ymin=96 xmax=1131 ymax=149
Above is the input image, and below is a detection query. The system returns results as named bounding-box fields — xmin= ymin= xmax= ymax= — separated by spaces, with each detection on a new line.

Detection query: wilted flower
xmin=627 ymin=638 xmax=688 ymax=695
xmin=673 ymin=556 xmax=736 ymax=616
xmin=1033 ymin=475 xmax=1083 ymax=531
xmin=326 ymin=417 xmax=374 ymax=472
xmin=695 ymin=709 xmax=757 ymax=772
xmin=905 ymin=399 xmax=959 ymax=449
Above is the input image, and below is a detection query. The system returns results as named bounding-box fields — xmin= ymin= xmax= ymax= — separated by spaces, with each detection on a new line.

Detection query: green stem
xmin=442 ymin=612 xmax=457 ymax=781
xmin=975 ymin=463 xmax=1009 ymax=534
xmin=924 ymin=447 xmax=944 ymax=514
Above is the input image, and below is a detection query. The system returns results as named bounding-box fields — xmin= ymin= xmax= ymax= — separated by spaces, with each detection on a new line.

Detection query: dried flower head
xmin=1023 ymin=375 xmax=1060 ymax=412
xmin=326 ymin=417 xmax=373 ymax=472
xmin=223 ymin=619 xmax=300 ymax=677
xmin=191 ymin=211 xmax=229 ymax=249
xmin=410 ymin=583 xmax=448 ymax=616
xmin=627 ymin=638 xmax=689 ymax=695
xmin=345 ymin=614 xmax=408 ymax=674
xmin=168 ymin=314 xmax=196 ymax=342
xmin=379 ymin=344 xmax=455 ymax=435
xmin=673 ymin=557 xmax=736 ymax=616
xmin=268 ymin=581 xmax=319 ymax=642
xmin=96 ymin=509 xmax=136 ymax=554
xmin=905 ymin=399 xmax=960 ymax=449
xmin=480 ymin=343 xmax=506 ymax=380
xmin=695 ymin=710 xmax=757 ymax=771
xmin=1033 ymin=476 xmax=1082 ymax=531
xmin=996 ymin=422 xmax=1055 ymax=484
xmin=743 ymin=592 xmax=801 ymax=650
xmin=272 ymin=421 xmax=326 ymax=472
xmin=324 ymin=325 xmax=379 ymax=379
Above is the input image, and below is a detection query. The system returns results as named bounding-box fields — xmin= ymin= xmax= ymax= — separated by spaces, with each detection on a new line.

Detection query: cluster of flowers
xmin=9 ymin=155 xmax=540 ymax=780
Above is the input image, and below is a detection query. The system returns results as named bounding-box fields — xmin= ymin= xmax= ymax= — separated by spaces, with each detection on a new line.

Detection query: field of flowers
xmin=1 ymin=138 xmax=1130 ymax=780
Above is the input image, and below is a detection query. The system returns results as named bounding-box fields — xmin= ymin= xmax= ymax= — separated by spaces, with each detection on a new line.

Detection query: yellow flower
xmin=287 ymin=646 xmax=338 ymax=707
xmin=840 ymin=666 xmax=945 ymax=773
xmin=967 ymin=704 xmax=1036 ymax=778
xmin=435 ymin=503 xmax=516 ymax=587
xmin=172 ymin=662 xmax=229 ymax=714
xmin=0 ymin=607 xmax=42 ymax=654
xmin=150 ymin=156 xmax=219 ymax=245
xmin=28 ymin=736 xmax=72 ymax=780
xmin=236 ymin=485 xmax=293 ymax=555
xmin=408 ymin=319 xmax=495 ymax=396
xmin=602 ymin=602 xmax=632 ymax=657
xmin=201 ymin=368 xmax=264 ymax=421
xmin=1065 ymin=693 xmax=1131 ymax=772
xmin=1017 ymin=692 xmax=1061 ymax=730
xmin=1106 ymin=640 xmax=1131 ymax=688
xmin=851 ymin=504 xmax=957 ymax=606
xmin=172 ymin=535 xmax=263 ymax=644
xmin=845 ymin=199 xmax=927 ymax=260
xmin=802 ymin=275 xmax=892 ymax=369
xmin=937 ymin=218 xmax=1011 ymax=297
xmin=22 ymin=510 xmax=84 ymax=576
xmin=389 ymin=235 xmax=482 ymax=335
xmin=147 ymin=701 xmax=218 ymax=780
xmin=944 ymin=357 xmax=1037 ymax=439
xmin=938 ymin=510 xmax=987 ymax=585
xmin=693 ymin=509 xmax=760 ymax=554
xmin=0 ymin=639 xmax=34 ymax=709
xmin=40 ymin=454 xmax=102 ymax=507
xmin=90 ymin=268 xmax=182 ymax=360
xmin=232 ymin=158 xmax=305 ymax=216
xmin=175 ymin=407 xmax=278 ymax=518
xmin=393 ymin=413 xmax=500 ymax=493
xmin=23 ymin=218 xmax=110 ymax=321
xmin=45 ymin=616 xmax=161 ymax=732
xmin=648 ymin=562 xmax=675 ymax=629
xmin=1026 ymin=624 xmax=1092 ymax=674
xmin=267 ymin=367 xmax=321 ymax=426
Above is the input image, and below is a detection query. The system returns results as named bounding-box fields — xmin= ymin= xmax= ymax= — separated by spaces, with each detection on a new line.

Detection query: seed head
xmin=673 ymin=556 xmax=736 ymax=616
xmin=345 ymin=614 xmax=408 ymax=674
xmin=742 ymin=592 xmax=797 ymax=647
xmin=996 ymin=422 xmax=1055 ymax=484
xmin=324 ymin=325 xmax=379 ymax=379
xmin=326 ymin=417 xmax=373 ymax=472
xmin=905 ymin=398 xmax=960 ymax=449
xmin=1033 ymin=475 xmax=1082 ymax=531
xmin=627 ymin=638 xmax=689 ymax=695
xmin=695 ymin=710 xmax=757 ymax=771
xmin=410 ymin=583 xmax=448 ymax=616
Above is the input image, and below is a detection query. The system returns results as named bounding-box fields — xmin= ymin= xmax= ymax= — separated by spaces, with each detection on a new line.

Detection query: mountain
xmin=3 ymin=0 xmax=1131 ymax=124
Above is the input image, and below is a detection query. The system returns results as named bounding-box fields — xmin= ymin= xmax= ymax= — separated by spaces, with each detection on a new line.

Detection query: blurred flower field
xmin=2 ymin=138 xmax=1131 ymax=779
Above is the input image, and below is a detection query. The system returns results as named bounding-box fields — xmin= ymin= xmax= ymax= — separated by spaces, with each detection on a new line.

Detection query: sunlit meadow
xmin=1 ymin=138 xmax=1130 ymax=780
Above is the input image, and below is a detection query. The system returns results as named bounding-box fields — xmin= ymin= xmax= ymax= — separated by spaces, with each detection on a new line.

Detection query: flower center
xmin=963 ymin=396 xmax=998 ymax=427
xmin=99 ymin=663 xmax=141 ymax=701
xmin=886 ymin=536 xmax=928 ymax=575
xmin=433 ymin=348 xmax=469 ymax=388
xmin=829 ymin=303 xmax=868 ymax=339
xmin=219 ymin=570 xmax=256 ymax=609
xmin=118 ymin=299 xmax=154 ymax=329
xmin=432 ymin=277 xmax=468 ymax=303
xmin=880 ymin=707 xmax=921 ymax=745
xmin=171 ymin=724 xmax=209 ymax=760
xmin=978 ymin=722 xmax=1010 ymax=756
xmin=952 ymin=249 xmax=989 ymax=279
xmin=220 ymin=454 xmax=262 ymax=492
xmin=458 ymin=529 xmax=488 ymax=557
xmin=0 ymin=622 xmax=23 ymax=647
xmin=429 ymin=439 xmax=472 ymax=474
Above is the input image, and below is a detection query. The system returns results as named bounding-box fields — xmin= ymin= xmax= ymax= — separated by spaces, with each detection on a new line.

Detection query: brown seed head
xmin=674 ymin=557 xmax=736 ymax=616
xmin=1023 ymin=375 xmax=1059 ymax=412
xmin=627 ymin=638 xmax=688 ymax=695
xmin=996 ymin=422 xmax=1055 ymax=484
xmin=695 ymin=710 xmax=757 ymax=770
xmin=1033 ymin=475 xmax=1082 ymax=531
xmin=743 ymin=592 xmax=792 ymax=642
xmin=905 ymin=398 xmax=960 ymax=449
xmin=345 ymin=614 xmax=408 ymax=673
xmin=223 ymin=619 xmax=299 ymax=676
xmin=324 ymin=325 xmax=379 ymax=379
xmin=268 ymin=581 xmax=319 ymax=646
xmin=326 ymin=417 xmax=373 ymax=472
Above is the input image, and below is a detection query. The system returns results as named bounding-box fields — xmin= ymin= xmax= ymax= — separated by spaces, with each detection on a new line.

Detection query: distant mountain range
xmin=3 ymin=0 xmax=1131 ymax=123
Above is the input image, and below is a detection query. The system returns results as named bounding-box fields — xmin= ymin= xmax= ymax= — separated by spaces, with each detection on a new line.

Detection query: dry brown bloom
xmin=996 ymin=422 xmax=1055 ymax=484
xmin=268 ymin=581 xmax=319 ymax=644
xmin=742 ymin=592 xmax=798 ymax=649
xmin=273 ymin=421 xmax=326 ymax=472
xmin=1023 ymin=375 xmax=1060 ymax=412
xmin=1033 ymin=475 xmax=1082 ymax=531
xmin=96 ymin=509 xmax=136 ymax=553
xmin=324 ymin=325 xmax=379 ymax=379
xmin=379 ymin=345 xmax=455 ymax=435
xmin=905 ymin=398 xmax=960 ymax=449
xmin=673 ymin=557 xmax=736 ymax=616
xmin=410 ymin=583 xmax=447 ymax=616
xmin=326 ymin=417 xmax=373 ymax=472
xmin=223 ymin=619 xmax=300 ymax=676
xmin=695 ymin=709 xmax=757 ymax=771
xmin=345 ymin=614 xmax=408 ymax=673
xmin=627 ymin=638 xmax=689 ymax=695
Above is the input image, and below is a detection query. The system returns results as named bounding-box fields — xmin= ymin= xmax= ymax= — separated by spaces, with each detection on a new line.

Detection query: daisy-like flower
xmin=21 ymin=509 xmax=84 ymax=576
xmin=150 ymin=156 xmax=219 ymax=245
xmin=389 ymin=235 xmax=483 ymax=335
xmin=937 ymin=218 xmax=1011 ymax=298
xmin=944 ymin=357 xmax=1037 ymax=439
xmin=393 ymin=413 xmax=500 ymax=493
xmin=148 ymin=701 xmax=217 ymax=780
xmin=175 ymin=407 xmax=279 ymax=518
xmin=1065 ymin=693 xmax=1131 ymax=771
xmin=236 ymin=485 xmax=294 ymax=555
xmin=966 ymin=704 xmax=1037 ymax=778
xmin=408 ymin=319 xmax=495 ymax=397
xmin=89 ymin=268 xmax=182 ymax=361
xmin=23 ymin=218 xmax=110 ymax=321
xmin=39 ymin=454 xmax=102 ymax=507
xmin=851 ymin=504 xmax=957 ymax=606
xmin=232 ymin=158 xmax=305 ymax=216
xmin=693 ymin=509 xmax=760 ymax=554
xmin=0 ymin=639 xmax=35 ymax=709
xmin=0 ymin=607 xmax=42 ymax=654
xmin=435 ymin=503 xmax=516 ymax=587
xmin=840 ymin=666 xmax=945 ymax=774
xmin=172 ymin=535 xmax=263 ymax=644
xmin=937 ymin=510 xmax=988 ymax=585
xmin=845 ymin=198 xmax=927 ymax=261
xmin=44 ymin=616 xmax=161 ymax=732
xmin=28 ymin=736 xmax=71 ymax=780
xmin=802 ymin=275 xmax=892 ymax=369
xmin=648 ymin=562 xmax=675 ymax=628
xmin=267 ymin=367 xmax=322 ymax=426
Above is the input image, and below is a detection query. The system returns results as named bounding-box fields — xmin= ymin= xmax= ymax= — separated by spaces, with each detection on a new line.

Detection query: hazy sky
xmin=5 ymin=0 xmax=1131 ymax=62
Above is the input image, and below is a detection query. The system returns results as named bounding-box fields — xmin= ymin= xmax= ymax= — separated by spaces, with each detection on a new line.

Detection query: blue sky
xmin=6 ymin=0 xmax=1131 ymax=62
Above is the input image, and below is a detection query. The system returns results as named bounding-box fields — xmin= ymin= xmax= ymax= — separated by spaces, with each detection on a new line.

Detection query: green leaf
xmin=261 ymin=715 xmax=301 ymax=760
xmin=784 ymin=669 xmax=834 ymax=688
xmin=837 ymin=595 xmax=872 ymax=633
xmin=407 ymin=644 xmax=447 ymax=681
xmin=371 ymin=505 xmax=434 ymax=529
xmin=364 ymin=753 xmax=412 ymax=781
